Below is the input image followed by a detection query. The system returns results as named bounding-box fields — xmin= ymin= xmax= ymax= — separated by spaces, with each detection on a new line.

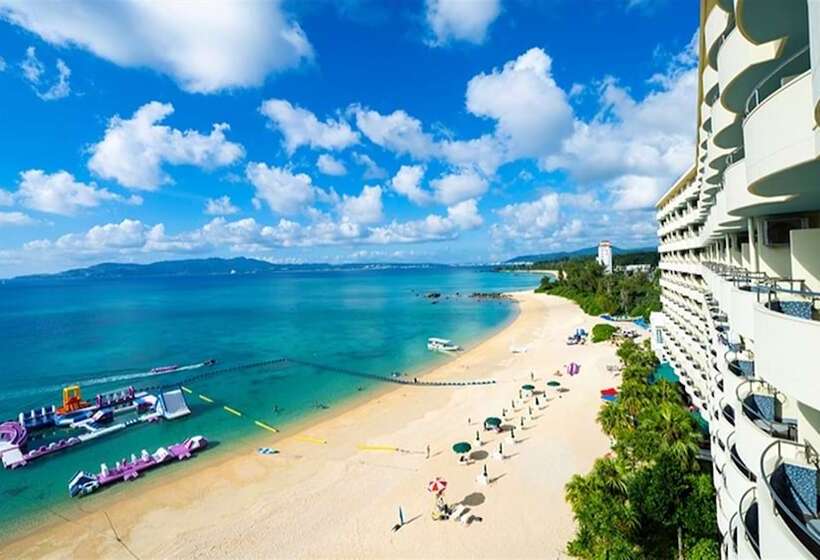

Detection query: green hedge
xmin=591 ymin=323 xmax=618 ymax=343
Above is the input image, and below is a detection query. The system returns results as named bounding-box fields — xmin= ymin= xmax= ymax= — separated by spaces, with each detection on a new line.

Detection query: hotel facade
xmin=649 ymin=1 xmax=820 ymax=558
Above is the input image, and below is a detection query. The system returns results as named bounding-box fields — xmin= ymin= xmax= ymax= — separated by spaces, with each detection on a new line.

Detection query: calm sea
xmin=0 ymin=267 xmax=538 ymax=534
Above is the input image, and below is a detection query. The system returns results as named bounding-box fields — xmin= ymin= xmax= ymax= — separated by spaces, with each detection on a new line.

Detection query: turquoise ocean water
xmin=0 ymin=267 xmax=538 ymax=535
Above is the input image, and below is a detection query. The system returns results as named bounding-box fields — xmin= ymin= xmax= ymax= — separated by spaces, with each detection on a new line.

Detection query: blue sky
xmin=0 ymin=0 xmax=697 ymax=276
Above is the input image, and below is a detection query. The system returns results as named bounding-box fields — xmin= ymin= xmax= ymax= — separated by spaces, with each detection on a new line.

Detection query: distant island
xmin=4 ymin=257 xmax=460 ymax=284
xmin=502 ymin=245 xmax=657 ymax=265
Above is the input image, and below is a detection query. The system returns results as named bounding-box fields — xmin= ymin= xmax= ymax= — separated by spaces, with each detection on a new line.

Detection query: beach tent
xmin=600 ymin=388 xmax=618 ymax=397
xmin=483 ymin=417 xmax=502 ymax=430
xmin=521 ymin=384 xmax=535 ymax=392
xmin=547 ymin=380 xmax=561 ymax=387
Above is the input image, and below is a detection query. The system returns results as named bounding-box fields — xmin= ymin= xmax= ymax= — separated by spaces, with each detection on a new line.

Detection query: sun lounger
xmin=451 ymin=504 xmax=468 ymax=523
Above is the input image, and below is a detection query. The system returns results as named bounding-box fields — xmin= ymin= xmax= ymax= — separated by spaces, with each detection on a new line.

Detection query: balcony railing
xmin=745 ymin=46 xmax=811 ymax=115
xmin=740 ymin=486 xmax=761 ymax=559
xmin=729 ymin=431 xmax=757 ymax=483
xmin=761 ymin=440 xmax=820 ymax=558
xmin=736 ymin=379 xmax=797 ymax=441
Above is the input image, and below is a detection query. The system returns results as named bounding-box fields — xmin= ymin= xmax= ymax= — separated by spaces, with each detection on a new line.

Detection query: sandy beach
xmin=3 ymin=291 xmax=622 ymax=559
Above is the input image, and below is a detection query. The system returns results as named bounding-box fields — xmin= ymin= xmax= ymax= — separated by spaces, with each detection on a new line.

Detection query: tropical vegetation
xmin=591 ymin=323 xmax=617 ymax=343
xmin=536 ymin=258 xmax=661 ymax=320
xmin=564 ymin=339 xmax=718 ymax=559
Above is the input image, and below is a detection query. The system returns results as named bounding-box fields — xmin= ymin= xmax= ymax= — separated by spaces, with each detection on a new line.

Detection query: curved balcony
xmin=745 ymin=69 xmax=820 ymax=200
xmin=705 ymin=5 xmax=731 ymax=69
xmin=760 ymin=440 xmax=820 ymax=558
xmin=754 ymin=287 xmax=820 ymax=411
xmin=724 ymin=154 xmax=796 ymax=218
xmin=717 ymin=27 xmax=783 ymax=113
xmin=735 ymin=379 xmax=797 ymax=480
xmin=727 ymin=432 xmax=757 ymax=505
xmin=735 ymin=0 xmax=809 ymax=46
xmin=727 ymin=510 xmax=740 ymax=559
xmin=739 ymin=486 xmax=761 ymax=559
xmin=704 ymin=66 xmax=720 ymax=108
xmin=712 ymin=96 xmax=742 ymax=149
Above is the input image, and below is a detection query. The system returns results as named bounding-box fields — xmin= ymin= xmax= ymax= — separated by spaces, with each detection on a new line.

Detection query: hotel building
xmin=650 ymin=1 xmax=820 ymax=558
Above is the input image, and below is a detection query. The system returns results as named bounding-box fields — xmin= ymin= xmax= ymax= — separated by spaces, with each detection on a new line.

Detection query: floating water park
xmin=0 ymin=383 xmax=192 ymax=469
xmin=68 ymin=435 xmax=208 ymax=497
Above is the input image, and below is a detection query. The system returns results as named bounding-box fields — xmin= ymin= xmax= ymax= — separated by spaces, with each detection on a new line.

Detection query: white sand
xmin=4 ymin=292 xmax=622 ymax=559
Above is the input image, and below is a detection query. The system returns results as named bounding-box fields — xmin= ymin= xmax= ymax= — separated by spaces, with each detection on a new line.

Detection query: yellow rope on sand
xmin=356 ymin=444 xmax=399 ymax=452
xmin=295 ymin=435 xmax=327 ymax=445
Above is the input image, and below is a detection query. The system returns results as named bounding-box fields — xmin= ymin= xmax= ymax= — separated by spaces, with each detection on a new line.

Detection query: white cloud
xmin=542 ymin=39 xmax=697 ymax=210
xmin=446 ymin=198 xmax=483 ymax=229
xmin=351 ymin=106 xmax=436 ymax=159
xmin=204 ymin=195 xmax=239 ymax=216
xmin=338 ymin=185 xmax=383 ymax=225
xmin=430 ymin=170 xmax=488 ymax=205
xmin=0 ymin=55 xmax=6 ymax=71
xmin=316 ymin=154 xmax=348 ymax=176
xmin=20 ymin=46 xmax=71 ymax=100
xmin=438 ymin=134 xmax=505 ymax=176
xmin=352 ymin=152 xmax=386 ymax=179
xmin=14 ymin=169 xmax=139 ymax=215
xmin=0 ymin=189 xmax=14 ymax=206
xmin=20 ymin=46 xmax=43 ymax=82
xmin=0 ymin=1 xmax=313 ymax=93
xmin=493 ymin=193 xmax=560 ymax=241
xmin=425 ymin=0 xmax=501 ymax=46
xmin=245 ymin=162 xmax=319 ymax=215
xmin=389 ymin=165 xmax=432 ymax=205
xmin=88 ymin=101 xmax=244 ymax=190
xmin=0 ymin=211 xmax=36 ymax=226
xmin=466 ymin=47 xmax=573 ymax=159
xmin=261 ymin=99 xmax=359 ymax=154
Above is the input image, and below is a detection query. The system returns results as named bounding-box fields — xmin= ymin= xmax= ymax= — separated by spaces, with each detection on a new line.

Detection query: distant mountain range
xmin=5 ymin=257 xmax=456 ymax=283
xmin=504 ymin=245 xmax=657 ymax=264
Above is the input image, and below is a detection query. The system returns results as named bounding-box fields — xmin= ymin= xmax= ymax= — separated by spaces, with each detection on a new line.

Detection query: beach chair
xmin=450 ymin=504 xmax=468 ymax=523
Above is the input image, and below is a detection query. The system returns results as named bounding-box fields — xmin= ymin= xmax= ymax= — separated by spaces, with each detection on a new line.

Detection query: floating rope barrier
xmin=181 ymin=386 xmax=279 ymax=433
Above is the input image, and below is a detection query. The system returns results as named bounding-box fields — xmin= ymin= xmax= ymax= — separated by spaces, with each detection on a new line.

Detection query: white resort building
xmin=597 ymin=240 xmax=613 ymax=274
xmin=649 ymin=1 xmax=820 ymax=559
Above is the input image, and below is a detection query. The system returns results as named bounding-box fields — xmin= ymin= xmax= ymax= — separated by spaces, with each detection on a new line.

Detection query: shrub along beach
xmin=565 ymin=339 xmax=718 ymax=559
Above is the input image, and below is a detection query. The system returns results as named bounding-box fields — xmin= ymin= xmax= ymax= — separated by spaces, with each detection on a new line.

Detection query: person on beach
xmin=426 ymin=444 xmax=430 ymax=459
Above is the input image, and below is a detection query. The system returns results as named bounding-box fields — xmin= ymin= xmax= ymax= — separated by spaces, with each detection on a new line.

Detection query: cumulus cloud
xmin=466 ymin=47 xmax=573 ymax=159
xmin=352 ymin=152 xmax=386 ymax=179
xmin=204 ymin=195 xmax=239 ymax=216
xmin=430 ymin=170 xmax=488 ymax=206
xmin=0 ymin=211 xmax=36 ymax=226
xmin=12 ymin=169 xmax=140 ymax=215
xmin=261 ymin=99 xmax=359 ymax=154
xmin=316 ymin=154 xmax=348 ymax=176
xmin=88 ymin=101 xmax=245 ymax=190
xmin=425 ymin=0 xmax=501 ymax=46
xmin=493 ymin=193 xmax=560 ymax=241
xmin=0 ymin=1 xmax=313 ymax=93
xmin=338 ymin=185 xmax=383 ymax=225
xmin=446 ymin=198 xmax=483 ymax=229
xmin=389 ymin=165 xmax=432 ymax=205
xmin=543 ymin=41 xmax=697 ymax=210
xmin=20 ymin=46 xmax=71 ymax=100
xmin=351 ymin=106 xmax=436 ymax=159
xmin=245 ymin=162 xmax=322 ymax=215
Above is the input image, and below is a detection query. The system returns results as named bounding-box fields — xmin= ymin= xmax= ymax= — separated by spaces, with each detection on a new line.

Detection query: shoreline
xmin=1 ymin=293 xmax=524 ymax=546
xmin=3 ymin=291 xmax=619 ymax=559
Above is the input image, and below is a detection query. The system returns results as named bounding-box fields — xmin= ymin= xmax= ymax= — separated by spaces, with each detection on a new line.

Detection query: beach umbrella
xmin=452 ymin=442 xmax=472 ymax=454
xmin=484 ymin=416 xmax=502 ymax=429
xmin=428 ymin=477 xmax=448 ymax=494
xmin=547 ymin=380 xmax=561 ymax=387
xmin=521 ymin=384 xmax=535 ymax=391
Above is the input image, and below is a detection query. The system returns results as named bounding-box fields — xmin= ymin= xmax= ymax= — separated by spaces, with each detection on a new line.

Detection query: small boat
xmin=150 ymin=364 xmax=179 ymax=374
xmin=427 ymin=337 xmax=462 ymax=353
xmin=68 ymin=435 xmax=207 ymax=497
